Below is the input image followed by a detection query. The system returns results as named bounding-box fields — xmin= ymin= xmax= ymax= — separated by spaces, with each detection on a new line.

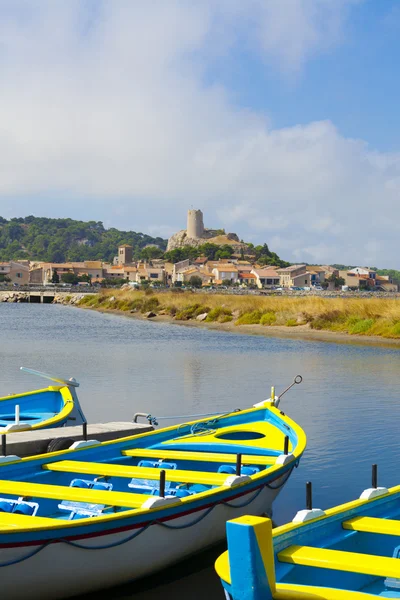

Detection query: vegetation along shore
xmin=74 ymin=290 xmax=400 ymax=345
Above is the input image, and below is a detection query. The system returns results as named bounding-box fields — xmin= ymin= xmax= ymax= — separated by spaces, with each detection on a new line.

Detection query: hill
xmin=0 ymin=216 xmax=167 ymax=263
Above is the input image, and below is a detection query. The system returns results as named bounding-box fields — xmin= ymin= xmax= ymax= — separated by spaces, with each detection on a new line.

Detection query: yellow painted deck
xmin=161 ymin=422 xmax=291 ymax=453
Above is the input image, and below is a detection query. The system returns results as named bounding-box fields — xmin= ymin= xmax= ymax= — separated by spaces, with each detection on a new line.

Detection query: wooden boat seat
xmin=0 ymin=479 xmax=149 ymax=509
xmin=0 ymin=512 xmax=57 ymax=530
xmin=278 ymin=545 xmax=400 ymax=579
xmin=43 ymin=460 xmax=238 ymax=486
xmin=342 ymin=516 xmax=400 ymax=536
xmin=122 ymin=448 xmax=275 ymax=466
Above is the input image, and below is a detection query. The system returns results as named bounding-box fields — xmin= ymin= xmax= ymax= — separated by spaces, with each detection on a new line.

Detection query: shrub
xmin=389 ymin=322 xmax=400 ymax=337
xmin=310 ymin=310 xmax=346 ymax=330
xmin=193 ymin=305 xmax=211 ymax=317
xmin=286 ymin=318 xmax=298 ymax=327
xmin=260 ymin=312 xmax=276 ymax=326
xmin=189 ymin=275 xmax=203 ymax=288
xmin=174 ymin=304 xmax=202 ymax=320
xmin=348 ymin=318 xmax=374 ymax=335
xmin=235 ymin=310 xmax=263 ymax=325
xmin=219 ymin=315 xmax=233 ymax=323
xmin=140 ymin=297 xmax=160 ymax=313
xmin=206 ymin=307 xmax=233 ymax=322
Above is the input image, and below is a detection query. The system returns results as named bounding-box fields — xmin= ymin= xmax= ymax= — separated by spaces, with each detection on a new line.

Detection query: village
xmin=0 ymin=247 xmax=397 ymax=293
xmin=0 ymin=210 xmax=397 ymax=293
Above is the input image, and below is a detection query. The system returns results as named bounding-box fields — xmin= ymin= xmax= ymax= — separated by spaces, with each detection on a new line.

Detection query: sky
xmin=0 ymin=0 xmax=400 ymax=268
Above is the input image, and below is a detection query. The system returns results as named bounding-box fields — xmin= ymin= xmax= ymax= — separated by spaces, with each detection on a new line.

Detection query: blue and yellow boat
xmin=0 ymin=367 xmax=86 ymax=433
xmin=0 ymin=387 xmax=305 ymax=599
xmin=216 ymin=468 xmax=400 ymax=599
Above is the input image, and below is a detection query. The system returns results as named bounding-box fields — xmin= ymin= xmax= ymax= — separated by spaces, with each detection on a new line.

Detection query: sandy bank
xmin=84 ymin=306 xmax=400 ymax=349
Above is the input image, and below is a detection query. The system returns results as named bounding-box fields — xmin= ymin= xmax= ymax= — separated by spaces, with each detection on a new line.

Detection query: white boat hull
xmin=0 ymin=482 xmax=285 ymax=599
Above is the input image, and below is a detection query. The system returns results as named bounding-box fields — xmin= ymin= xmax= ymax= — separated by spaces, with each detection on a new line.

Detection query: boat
xmin=0 ymin=378 xmax=305 ymax=599
xmin=216 ymin=465 xmax=400 ymax=599
xmin=0 ymin=367 xmax=87 ymax=434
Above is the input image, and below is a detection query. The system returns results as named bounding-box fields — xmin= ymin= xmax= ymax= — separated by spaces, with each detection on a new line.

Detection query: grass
xmin=76 ymin=290 xmax=400 ymax=339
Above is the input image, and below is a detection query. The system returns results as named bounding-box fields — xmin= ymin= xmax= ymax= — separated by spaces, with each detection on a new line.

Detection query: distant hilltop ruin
xmin=167 ymin=209 xmax=246 ymax=252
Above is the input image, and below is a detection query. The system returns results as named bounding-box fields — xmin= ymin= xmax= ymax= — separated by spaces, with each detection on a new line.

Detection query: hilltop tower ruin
xmin=187 ymin=209 xmax=204 ymax=239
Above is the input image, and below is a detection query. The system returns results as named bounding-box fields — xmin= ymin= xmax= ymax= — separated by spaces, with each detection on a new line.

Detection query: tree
xmin=61 ymin=272 xmax=79 ymax=285
xmin=78 ymin=273 xmax=92 ymax=284
xmin=222 ymin=278 xmax=233 ymax=287
xmin=0 ymin=274 xmax=11 ymax=283
xmin=51 ymin=269 xmax=60 ymax=284
xmin=189 ymin=275 xmax=202 ymax=288
xmin=140 ymin=246 xmax=163 ymax=260
xmin=100 ymin=277 xmax=127 ymax=287
xmin=326 ymin=275 xmax=345 ymax=289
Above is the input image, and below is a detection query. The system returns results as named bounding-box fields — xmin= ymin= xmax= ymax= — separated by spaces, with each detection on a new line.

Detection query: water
xmin=1 ymin=303 xmax=400 ymax=598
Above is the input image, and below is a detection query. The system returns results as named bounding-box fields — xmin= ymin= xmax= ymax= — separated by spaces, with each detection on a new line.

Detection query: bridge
xmin=0 ymin=285 xmax=97 ymax=304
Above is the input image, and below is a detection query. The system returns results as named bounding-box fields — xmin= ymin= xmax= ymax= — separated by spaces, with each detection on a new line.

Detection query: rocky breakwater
xmin=0 ymin=291 xmax=30 ymax=302
xmin=52 ymin=293 xmax=88 ymax=305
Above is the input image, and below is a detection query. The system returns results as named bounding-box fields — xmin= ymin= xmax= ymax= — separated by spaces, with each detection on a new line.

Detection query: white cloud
xmin=0 ymin=0 xmax=399 ymax=267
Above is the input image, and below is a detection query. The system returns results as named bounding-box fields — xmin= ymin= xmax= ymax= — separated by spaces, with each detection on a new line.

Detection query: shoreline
xmin=80 ymin=305 xmax=400 ymax=348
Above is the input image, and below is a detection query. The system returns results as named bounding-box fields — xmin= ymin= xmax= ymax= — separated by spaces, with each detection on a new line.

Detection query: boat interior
xmin=0 ymin=387 xmax=71 ymax=429
xmin=0 ymin=407 xmax=303 ymax=529
xmin=273 ymin=487 xmax=400 ymax=597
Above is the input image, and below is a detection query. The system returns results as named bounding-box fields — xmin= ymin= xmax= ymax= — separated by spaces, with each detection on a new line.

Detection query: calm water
xmin=1 ymin=303 xmax=400 ymax=598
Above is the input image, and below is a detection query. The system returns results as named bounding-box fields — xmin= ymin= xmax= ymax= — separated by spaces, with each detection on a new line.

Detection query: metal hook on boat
xmin=274 ymin=375 xmax=302 ymax=407
xmin=133 ymin=413 xmax=158 ymax=426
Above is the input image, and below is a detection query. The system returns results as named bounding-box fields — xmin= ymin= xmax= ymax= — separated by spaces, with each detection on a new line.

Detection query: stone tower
xmin=187 ymin=209 xmax=204 ymax=239
xmin=118 ymin=244 xmax=133 ymax=265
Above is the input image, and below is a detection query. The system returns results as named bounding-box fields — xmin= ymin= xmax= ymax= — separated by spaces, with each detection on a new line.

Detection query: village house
xmin=172 ymin=259 xmax=191 ymax=284
xmin=30 ymin=261 xmax=103 ymax=285
xmin=211 ymin=263 xmax=239 ymax=284
xmin=339 ymin=267 xmax=397 ymax=291
xmin=238 ymin=272 xmax=257 ymax=287
xmin=251 ymin=267 xmax=280 ymax=289
xmin=0 ymin=261 xmax=30 ymax=285
xmin=306 ymin=265 xmax=339 ymax=286
xmin=276 ymin=265 xmax=312 ymax=288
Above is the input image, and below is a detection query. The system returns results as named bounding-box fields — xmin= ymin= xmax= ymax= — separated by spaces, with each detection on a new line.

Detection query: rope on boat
xmin=143 ymin=409 xmax=241 ymax=428
xmin=0 ymin=472 xmax=295 ymax=563
xmin=265 ymin=468 xmax=293 ymax=490
xmin=0 ymin=542 xmax=48 ymax=567
xmin=62 ymin=521 xmax=154 ymax=550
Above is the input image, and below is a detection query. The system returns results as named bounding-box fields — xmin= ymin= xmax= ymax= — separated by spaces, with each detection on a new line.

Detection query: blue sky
xmin=0 ymin=0 xmax=400 ymax=267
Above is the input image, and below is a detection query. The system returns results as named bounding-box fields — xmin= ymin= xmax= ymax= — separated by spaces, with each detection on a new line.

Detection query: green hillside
xmin=0 ymin=216 xmax=167 ymax=263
